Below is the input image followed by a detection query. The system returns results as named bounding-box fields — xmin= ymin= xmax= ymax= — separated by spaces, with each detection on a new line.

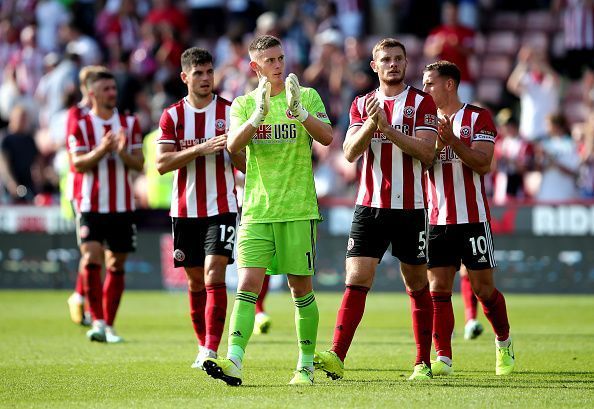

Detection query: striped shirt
xmin=65 ymin=103 xmax=90 ymax=202
xmin=158 ymin=95 xmax=238 ymax=218
xmin=68 ymin=110 xmax=142 ymax=213
xmin=426 ymin=104 xmax=496 ymax=225
xmin=350 ymin=86 xmax=438 ymax=209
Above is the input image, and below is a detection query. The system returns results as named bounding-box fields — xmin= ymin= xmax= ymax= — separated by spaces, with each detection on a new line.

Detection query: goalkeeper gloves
xmin=285 ymin=73 xmax=309 ymax=122
xmin=249 ymin=76 xmax=271 ymax=128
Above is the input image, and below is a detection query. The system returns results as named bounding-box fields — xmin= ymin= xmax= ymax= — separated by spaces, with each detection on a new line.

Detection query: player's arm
xmin=372 ymin=94 xmax=436 ymax=165
xmin=228 ymin=77 xmax=271 ymax=154
xmin=115 ymin=128 xmax=144 ymax=171
xmin=343 ymin=95 xmax=378 ymax=162
xmin=229 ymin=149 xmax=246 ymax=173
xmin=156 ymin=136 xmax=227 ymax=174
xmin=71 ymin=130 xmax=114 ymax=172
xmin=285 ymin=73 xmax=332 ymax=146
xmin=439 ymin=115 xmax=494 ymax=175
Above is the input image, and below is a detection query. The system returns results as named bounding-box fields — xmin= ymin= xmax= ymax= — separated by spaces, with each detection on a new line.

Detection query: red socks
xmin=205 ymin=283 xmax=227 ymax=351
xmin=478 ymin=288 xmax=510 ymax=341
xmin=460 ymin=274 xmax=478 ymax=323
xmin=74 ymin=273 xmax=85 ymax=296
xmin=83 ymin=263 xmax=103 ymax=321
xmin=431 ymin=291 xmax=454 ymax=359
xmin=332 ymin=285 xmax=369 ymax=362
xmin=407 ymin=285 xmax=433 ymax=365
xmin=189 ymin=289 xmax=207 ymax=346
xmin=255 ymin=274 xmax=270 ymax=314
xmin=103 ymin=268 xmax=125 ymax=326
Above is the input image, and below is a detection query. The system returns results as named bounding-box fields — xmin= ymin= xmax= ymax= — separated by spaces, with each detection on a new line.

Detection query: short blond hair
xmin=371 ymin=38 xmax=407 ymax=60
xmin=79 ymin=65 xmax=109 ymax=91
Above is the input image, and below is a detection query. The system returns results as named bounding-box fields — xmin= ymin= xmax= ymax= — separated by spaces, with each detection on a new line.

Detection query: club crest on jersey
xmin=286 ymin=109 xmax=296 ymax=119
xmin=460 ymin=126 xmax=472 ymax=139
xmin=173 ymin=249 xmax=185 ymax=262
xmin=215 ymin=119 xmax=226 ymax=131
xmin=68 ymin=135 xmax=78 ymax=150
xmin=403 ymin=106 xmax=415 ymax=118
xmin=79 ymin=225 xmax=90 ymax=239
xmin=316 ymin=112 xmax=328 ymax=120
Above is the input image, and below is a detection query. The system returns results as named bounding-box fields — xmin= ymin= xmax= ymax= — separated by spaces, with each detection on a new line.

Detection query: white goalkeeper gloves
xmin=249 ymin=76 xmax=271 ymax=128
xmin=285 ymin=73 xmax=309 ymax=123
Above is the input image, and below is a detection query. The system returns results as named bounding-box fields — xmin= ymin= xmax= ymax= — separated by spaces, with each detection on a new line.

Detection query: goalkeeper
xmin=203 ymin=34 xmax=333 ymax=386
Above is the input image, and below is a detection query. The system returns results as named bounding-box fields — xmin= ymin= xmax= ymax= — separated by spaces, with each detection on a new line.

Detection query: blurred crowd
xmin=0 ymin=0 xmax=592 ymax=208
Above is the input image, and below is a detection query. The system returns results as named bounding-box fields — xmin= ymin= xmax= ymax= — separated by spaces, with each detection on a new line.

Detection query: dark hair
xmin=547 ymin=113 xmax=570 ymax=134
xmin=181 ymin=47 xmax=213 ymax=72
xmin=424 ymin=60 xmax=461 ymax=86
xmin=248 ymin=35 xmax=282 ymax=58
xmin=372 ymin=38 xmax=407 ymax=59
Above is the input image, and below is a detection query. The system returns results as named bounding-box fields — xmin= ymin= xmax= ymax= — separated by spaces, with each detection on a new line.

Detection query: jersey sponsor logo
xmin=438 ymin=145 xmax=459 ymax=162
xmin=473 ymin=133 xmax=496 ymax=142
xmin=424 ymin=114 xmax=437 ymax=126
xmin=316 ymin=112 xmax=328 ymax=120
xmin=460 ymin=126 xmax=472 ymax=139
xmin=173 ymin=249 xmax=185 ymax=262
xmin=347 ymin=237 xmax=354 ymax=251
xmin=179 ymin=138 xmax=207 ymax=149
xmin=403 ymin=105 xmax=415 ymax=118
xmin=253 ymin=123 xmax=297 ymax=144
xmin=215 ymin=119 xmax=226 ymax=131
xmin=372 ymin=124 xmax=410 ymax=142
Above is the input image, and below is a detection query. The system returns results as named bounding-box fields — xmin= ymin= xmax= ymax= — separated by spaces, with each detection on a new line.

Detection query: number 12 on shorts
xmin=219 ymin=224 xmax=236 ymax=247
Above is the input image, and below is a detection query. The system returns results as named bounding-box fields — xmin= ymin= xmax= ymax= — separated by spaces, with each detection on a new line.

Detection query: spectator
xmin=59 ymin=21 xmax=102 ymax=66
xmin=35 ymin=0 xmax=71 ymax=53
xmin=535 ymin=113 xmax=581 ymax=201
xmin=186 ymin=0 xmax=225 ymax=41
xmin=507 ymin=45 xmax=560 ymax=142
xmin=96 ymin=0 xmax=142 ymax=66
xmin=424 ymin=1 xmax=476 ymax=103
xmin=576 ymin=112 xmax=594 ymax=197
xmin=12 ymin=25 xmax=45 ymax=97
xmin=145 ymin=0 xmax=189 ymax=41
xmin=0 ymin=105 xmax=41 ymax=202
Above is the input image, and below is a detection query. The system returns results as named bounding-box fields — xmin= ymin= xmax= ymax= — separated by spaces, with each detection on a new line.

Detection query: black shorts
xmin=427 ymin=222 xmax=497 ymax=270
xmin=346 ymin=205 xmax=427 ymax=265
xmin=77 ymin=212 xmax=137 ymax=253
xmin=172 ymin=213 xmax=237 ymax=268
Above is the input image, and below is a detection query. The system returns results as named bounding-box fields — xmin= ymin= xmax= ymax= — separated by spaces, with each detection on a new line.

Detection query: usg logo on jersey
xmin=215 ymin=119 xmax=226 ymax=131
xmin=403 ymin=106 xmax=415 ymax=118
xmin=173 ymin=249 xmax=185 ymax=262
xmin=460 ymin=126 xmax=472 ymax=139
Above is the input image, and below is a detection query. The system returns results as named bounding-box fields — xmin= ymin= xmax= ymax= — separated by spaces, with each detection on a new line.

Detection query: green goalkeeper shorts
xmin=237 ymin=219 xmax=317 ymax=275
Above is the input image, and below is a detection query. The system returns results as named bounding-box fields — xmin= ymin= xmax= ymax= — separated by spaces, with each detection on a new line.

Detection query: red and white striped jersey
xmin=68 ymin=110 xmax=143 ymax=213
xmin=350 ymin=86 xmax=438 ymax=209
xmin=157 ymin=95 xmax=238 ymax=218
xmin=65 ymin=103 xmax=90 ymax=202
xmin=426 ymin=104 xmax=496 ymax=225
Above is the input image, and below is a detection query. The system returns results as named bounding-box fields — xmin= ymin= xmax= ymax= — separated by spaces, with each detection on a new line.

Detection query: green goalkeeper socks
xmin=294 ymin=291 xmax=319 ymax=369
xmin=227 ymin=291 xmax=258 ymax=365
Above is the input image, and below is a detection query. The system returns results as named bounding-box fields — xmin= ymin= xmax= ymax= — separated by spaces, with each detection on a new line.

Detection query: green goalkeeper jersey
xmin=230 ymin=86 xmax=331 ymax=223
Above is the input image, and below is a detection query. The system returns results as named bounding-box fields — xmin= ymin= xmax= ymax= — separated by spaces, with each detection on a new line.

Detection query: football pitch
xmin=1 ymin=290 xmax=593 ymax=408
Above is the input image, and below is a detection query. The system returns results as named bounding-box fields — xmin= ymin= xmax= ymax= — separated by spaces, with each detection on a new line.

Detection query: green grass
xmin=1 ymin=291 xmax=593 ymax=408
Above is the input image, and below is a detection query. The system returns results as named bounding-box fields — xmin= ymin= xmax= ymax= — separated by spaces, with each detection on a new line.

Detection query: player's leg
xmin=78 ymin=213 xmax=107 ymax=342
xmin=67 ymin=203 xmax=89 ymax=325
xmin=203 ymin=222 xmax=274 ymax=386
xmin=315 ymin=206 xmax=386 ymax=380
xmin=101 ymin=213 xmax=137 ymax=343
xmin=427 ymin=224 xmax=462 ymax=375
xmin=463 ymin=222 xmax=513 ymax=375
xmin=276 ymin=220 xmax=318 ymax=385
xmin=202 ymin=213 xmax=236 ymax=354
xmin=103 ymin=250 xmax=128 ymax=343
xmin=254 ymin=274 xmax=271 ymax=334
xmin=392 ymin=209 xmax=433 ymax=380
xmin=460 ymin=264 xmax=483 ymax=340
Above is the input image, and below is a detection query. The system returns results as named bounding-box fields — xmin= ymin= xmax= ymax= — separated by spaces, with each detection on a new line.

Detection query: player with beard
xmin=422 ymin=60 xmax=514 ymax=376
xmin=68 ymin=70 xmax=144 ymax=343
xmin=157 ymin=48 xmax=245 ymax=370
xmin=314 ymin=38 xmax=438 ymax=380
